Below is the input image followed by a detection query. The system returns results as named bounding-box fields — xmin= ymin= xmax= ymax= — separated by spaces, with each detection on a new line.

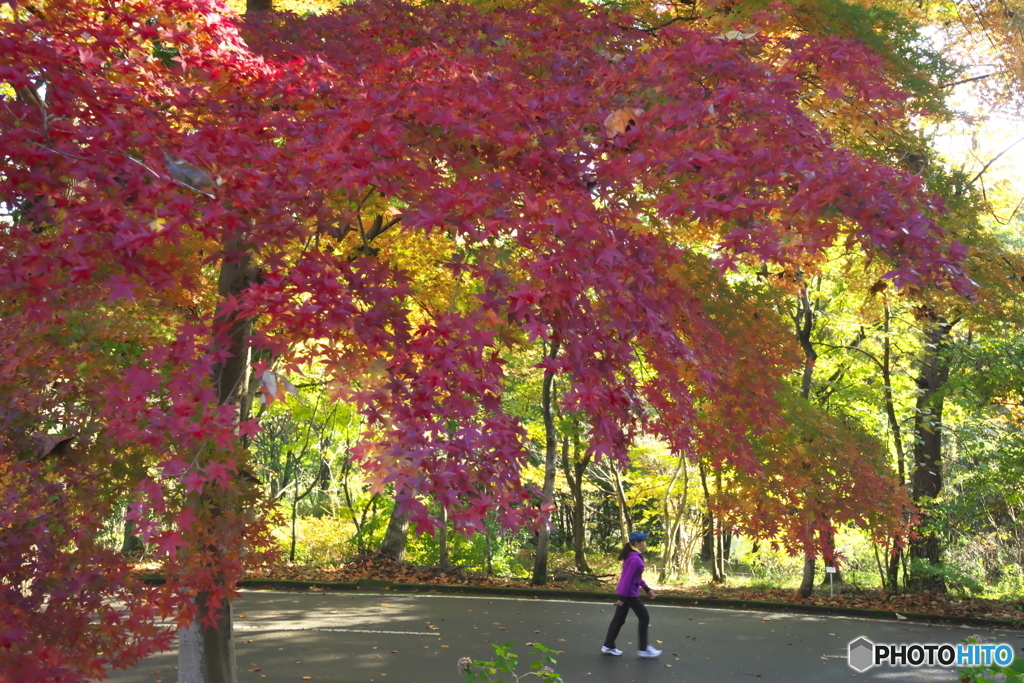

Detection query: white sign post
xmin=825 ymin=565 xmax=837 ymax=596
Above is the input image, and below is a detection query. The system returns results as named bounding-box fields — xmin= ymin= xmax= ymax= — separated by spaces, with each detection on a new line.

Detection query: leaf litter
xmin=132 ymin=552 xmax=1022 ymax=623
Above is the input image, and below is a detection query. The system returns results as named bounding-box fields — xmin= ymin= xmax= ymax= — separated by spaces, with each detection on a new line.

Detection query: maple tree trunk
xmin=245 ymin=0 xmax=272 ymax=12
xmin=907 ymin=315 xmax=953 ymax=594
xmin=212 ymin=249 xmax=257 ymax=413
xmin=380 ymin=507 xmax=410 ymax=561
xmin=798 ymin=555 xmax=815 ymax=598
xmin=886 ymin=543 xmax=903 ymax=594
xmin=178 ymin=244 xmax=257 ymax=683
xmin=532 ymin=340 xmax=560 ymax=585
xmin=178 ymin=592 xmax=236 ymax=683
xmin=120 ymin=515 xmax=144 ymax=557
xmin=820 ymin=531 xmax=843 ymax=588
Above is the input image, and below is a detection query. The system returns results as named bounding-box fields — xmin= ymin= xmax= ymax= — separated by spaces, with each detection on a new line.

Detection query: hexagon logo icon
xmin=848 ymin=637 xmax=875 ymax=672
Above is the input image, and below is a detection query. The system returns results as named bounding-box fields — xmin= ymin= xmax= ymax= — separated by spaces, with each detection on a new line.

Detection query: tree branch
xmin=969 ymin=134 xmax=1024 ymax=185
xmin=942 ymin=72 xmax=1002 ymax=88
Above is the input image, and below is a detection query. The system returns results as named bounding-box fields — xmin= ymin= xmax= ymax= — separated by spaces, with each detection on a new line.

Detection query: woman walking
xmin=601 ymin=531 xmax=661 ymax=658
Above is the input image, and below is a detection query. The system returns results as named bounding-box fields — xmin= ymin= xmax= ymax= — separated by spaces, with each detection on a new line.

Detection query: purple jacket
xmin=615 ymin=551 xmax=649 ymax=598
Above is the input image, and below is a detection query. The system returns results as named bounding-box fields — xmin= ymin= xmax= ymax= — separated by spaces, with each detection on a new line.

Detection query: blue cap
xmin=629 ymin=531 xmax=649 ymax=544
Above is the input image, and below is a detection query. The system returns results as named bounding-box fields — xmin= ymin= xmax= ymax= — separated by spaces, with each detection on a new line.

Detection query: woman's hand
xmin=648 ymin=590 xmax=657 ymax=600
xmin=615 ymin=600 xmax=624 ymax=606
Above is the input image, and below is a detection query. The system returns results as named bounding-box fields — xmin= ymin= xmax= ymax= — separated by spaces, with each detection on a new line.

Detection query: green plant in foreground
xmin=953 ymin=636 xmax=1024 ymax=683
xmin=458 ymin=641 xmax=563 ymax=682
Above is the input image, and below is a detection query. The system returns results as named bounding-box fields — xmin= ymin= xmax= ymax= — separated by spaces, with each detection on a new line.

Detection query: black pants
xmin=603 ymin=595 xmax=649 ymax=650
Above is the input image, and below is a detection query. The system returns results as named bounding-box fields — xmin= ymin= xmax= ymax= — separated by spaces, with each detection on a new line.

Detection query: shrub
xmin=992 ymin=563 xmax=1024 ymax=601
xmin=271 ymin=514 xmax=360 ymax=566
xmin=458 ymin=641 xmax=563 ymax=682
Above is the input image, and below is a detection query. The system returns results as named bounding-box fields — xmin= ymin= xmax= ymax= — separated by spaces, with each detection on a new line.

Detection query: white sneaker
xmin=601 ymin=646 xmax=622 ymax=656
xmin=638 ymin=646 xmax=662 ymax=658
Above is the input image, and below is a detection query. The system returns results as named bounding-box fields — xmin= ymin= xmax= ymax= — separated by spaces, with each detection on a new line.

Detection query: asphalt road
xmin=105 ymin=590 xmax=1024 ymax=682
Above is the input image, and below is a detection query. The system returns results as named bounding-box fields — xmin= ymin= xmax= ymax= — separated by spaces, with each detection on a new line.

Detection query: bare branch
xmin=969 ymin=134 xmax=1024 ymax=185
xmin=942 ymin=72 xmax=1002 ymax=88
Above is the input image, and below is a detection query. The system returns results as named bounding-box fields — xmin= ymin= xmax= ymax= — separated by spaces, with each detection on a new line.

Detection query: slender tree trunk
xmin=484 ymin=516 xmax=494 ymax=575
xmin=561 ymin=432 xmax=592 ymax=574
xmin=380 ymin=506 xmax=410 ymax=561
xmin=290 ymin=491 xmax=299 ymax=563
xmin=605 ymin=461 xmax=632 ymax=546
xmin=794 ymin=283 xmax=818 ymax=599
xmin=881 ymin=299 xmax=907 ymax=593
xmin=715 ymin=529 xmax=726 ymax=580
xmin=660 ymin=452 xmax=686 ymax=581
xmin=672 ymin=460 xmax=690 ymax=575
xmin=714 ymin=470 xmax=727 ymax=580
xmin=438 ymin=505 xmax=450 ymax=569
xmin=533 ymin=339 xmax=560 ymax=585
xmin=178 ymin=244 xmax=257 ymax=683
xmin=245 ymin=0 xmax=272 ymax=11
xmin=699 ymin=461 xmax=724 ymax=583
xmin=289 ymin=478 xmax=317 ymax=562
xmin=907 ymin=314 xmax=953 ymax=594
xmin=699 ymin=511 xmax=713 ymax=563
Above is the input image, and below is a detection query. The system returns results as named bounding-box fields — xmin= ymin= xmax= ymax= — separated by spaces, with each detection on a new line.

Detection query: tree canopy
xmin=0 ymin=0 xmax=979 ymax=678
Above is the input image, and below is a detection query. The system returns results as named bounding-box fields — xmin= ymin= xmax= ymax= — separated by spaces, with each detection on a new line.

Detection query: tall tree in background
xmin=2 ymin=0 xmax=972 ymax=679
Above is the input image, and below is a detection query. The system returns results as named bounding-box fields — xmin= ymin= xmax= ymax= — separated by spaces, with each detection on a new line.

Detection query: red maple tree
xmin=1 ymin=0 xmax=968 ymax=679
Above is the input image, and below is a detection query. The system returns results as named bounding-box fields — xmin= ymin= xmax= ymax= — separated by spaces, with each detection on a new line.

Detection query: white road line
xmin=235 ymin=624 xmax=439 ymax=636
xmin=317 ymin=627 xmax=439 ymax=636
